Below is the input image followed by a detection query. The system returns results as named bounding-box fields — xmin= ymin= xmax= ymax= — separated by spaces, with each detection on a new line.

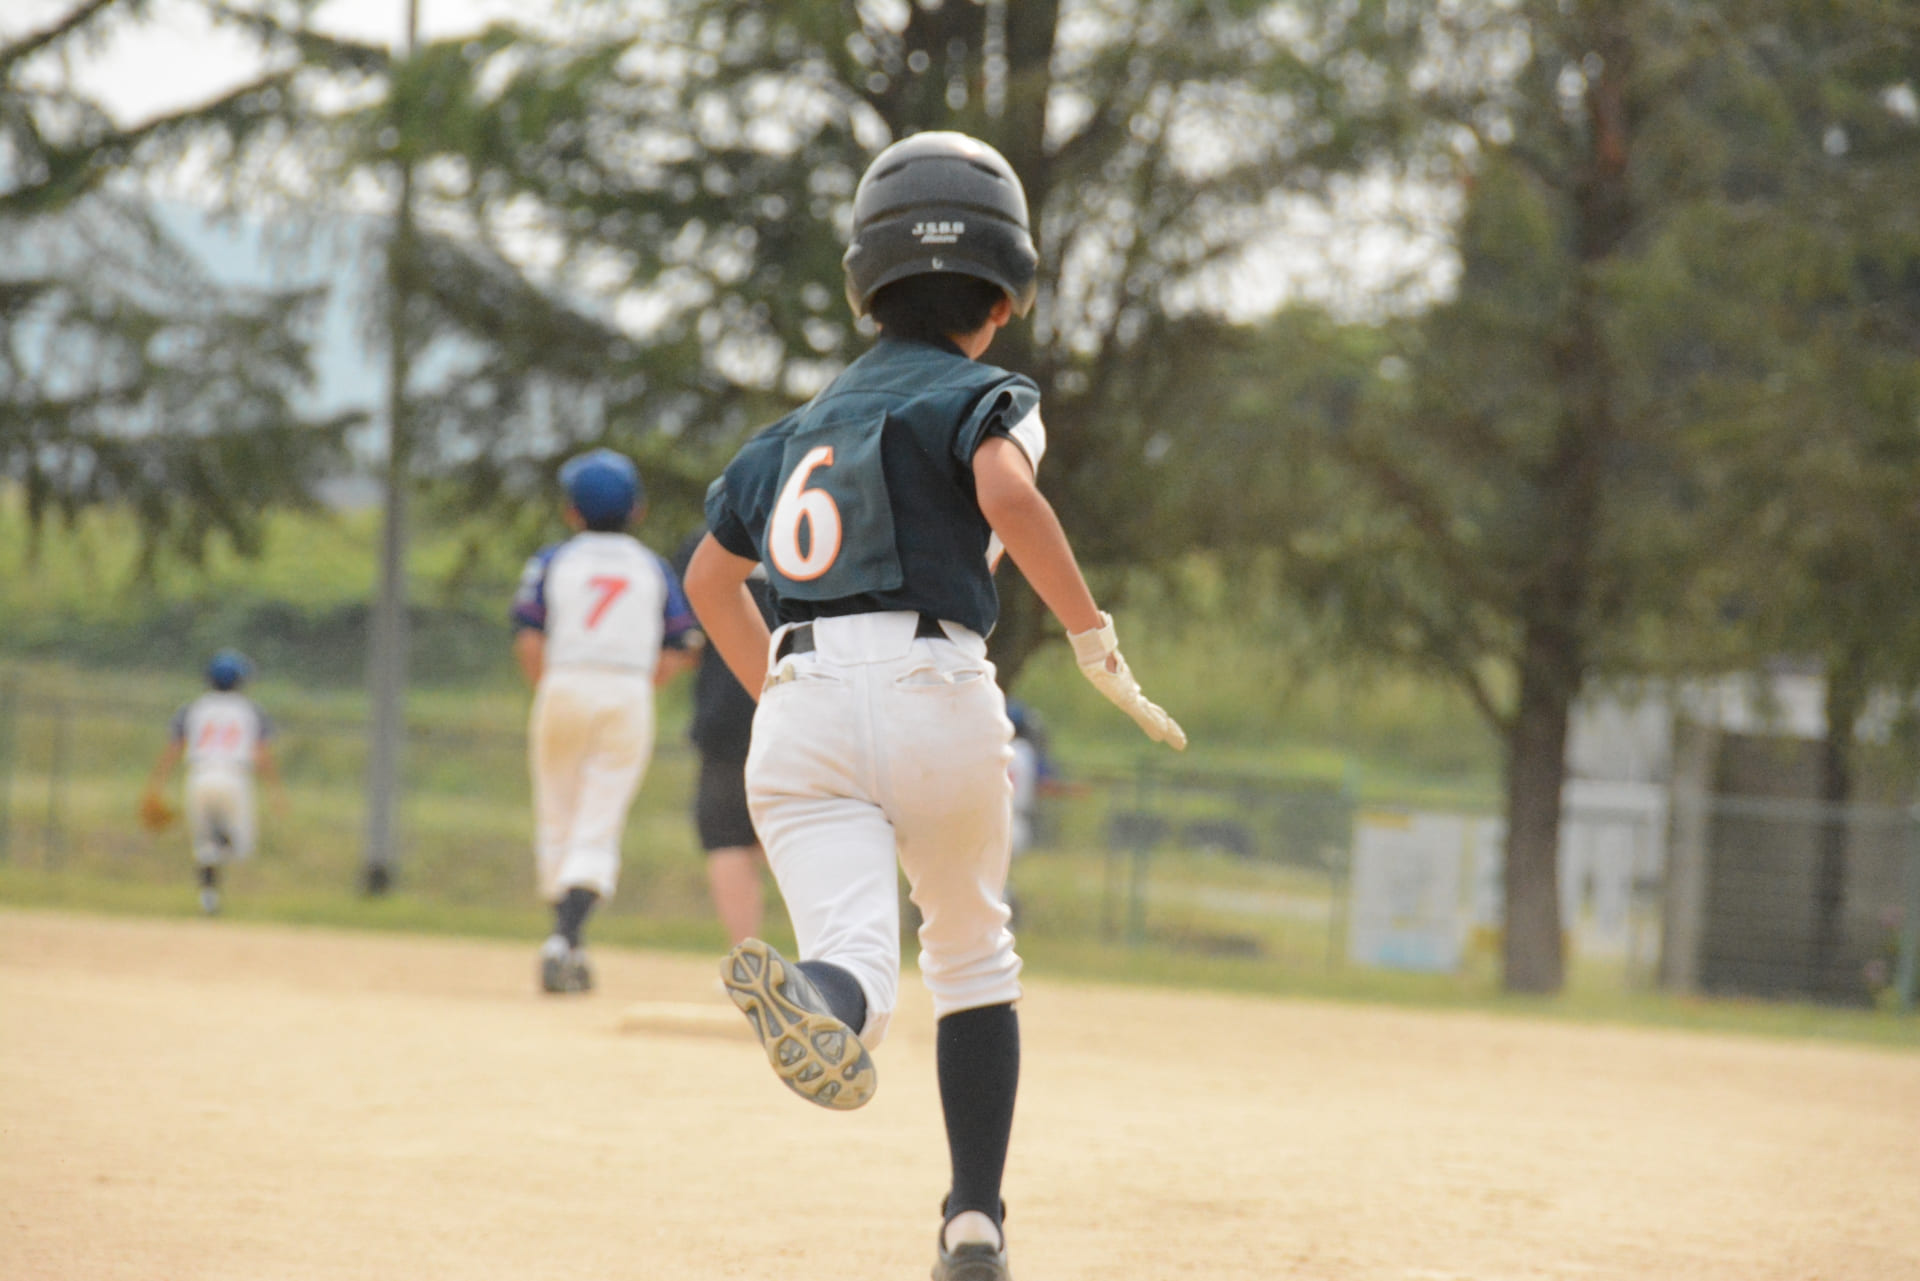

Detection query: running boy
xmin=512 ymin=449 xmax=699 ymax=994
xmin=142 ymin=649 xmax=285 ymax=915
xmin=683 ymin=131 xmax=1184 ymax=1281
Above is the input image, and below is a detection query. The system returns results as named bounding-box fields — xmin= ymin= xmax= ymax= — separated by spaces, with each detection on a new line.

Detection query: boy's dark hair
xmin=867 ymin=273 xmax=1007 ymax=345
xmin=581 ymin=510 xmax=629 ymax=533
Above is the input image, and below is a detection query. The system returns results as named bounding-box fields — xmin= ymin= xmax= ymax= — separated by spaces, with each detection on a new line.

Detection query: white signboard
xmin=1348 ymin=784 xmax=1668 ymax=974
xmin=1347 ymin=812 xmax=1475 ymax=973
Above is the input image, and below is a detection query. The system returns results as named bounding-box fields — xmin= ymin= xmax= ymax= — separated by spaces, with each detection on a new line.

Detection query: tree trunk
xmin=1492 ymin=7 xmax=1636 ymax=995
xmin=876 ymin=4 xmax=984 ymax=135
xmin=976 ymin=0 xmax=1060 ymax=690
xmin=997 ymin=0 xmax=1059 ymax=209
xmin=1502 ymin=617 xmax=1576 ymax=993
xmin=1812 ymin=646 xmax=1867 ymax=996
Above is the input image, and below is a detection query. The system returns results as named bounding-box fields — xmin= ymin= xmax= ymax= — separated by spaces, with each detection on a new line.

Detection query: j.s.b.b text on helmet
xmin=913 ymin=221 xmax=965 ymax=245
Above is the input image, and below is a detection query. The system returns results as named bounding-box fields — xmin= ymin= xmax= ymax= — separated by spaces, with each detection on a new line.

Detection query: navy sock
xmin=198 ymin=866 xmax=218 ymax=889
xmin=796 ymin=959 xmax=868 ymax=1032
xmin=554 ymin=887 xmax=599 ymax=948
xmin=937 ymin=1002 xmax=1019 ymax=1227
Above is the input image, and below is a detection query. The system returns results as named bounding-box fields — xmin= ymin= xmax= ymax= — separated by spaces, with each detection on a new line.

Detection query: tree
xmin=199 ymin=1 xmax=1449 ymax=675
xmin=0 ymin=0 xmax=352 ymax=567
xmin=1259 ymin=0 xmax=1920 ymax=992
xmin=1614 ymin=2 xmax=1920 ymax=994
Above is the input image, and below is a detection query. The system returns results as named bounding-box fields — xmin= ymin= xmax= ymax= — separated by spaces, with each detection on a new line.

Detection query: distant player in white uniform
xmin=512 ymin=448 xmax=700 ymax=994
xmin=143 ymin=649 xmax=284 ymax=915
xmin=685 ymin=133 xmax=1185 ymax=1281
xmin=1004 ymin=701 xmax=1046 ymax=861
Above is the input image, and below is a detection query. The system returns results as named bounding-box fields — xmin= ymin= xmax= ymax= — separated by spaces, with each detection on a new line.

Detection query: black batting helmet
xmin=842 ymin=131 xmax=1039 ymax=319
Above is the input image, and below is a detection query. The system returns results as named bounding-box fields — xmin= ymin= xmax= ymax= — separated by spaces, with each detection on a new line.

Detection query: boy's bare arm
xmin=513 ymin=629 xmax=545 ymax=686
xmin=256 ymin=743 xmax=291 ymax=817
xmin=684 ymin=534 xmax=772 ymax=700
xmin=975 ymin=436 xmax=1187 ymax=750
xmin=146 ymin=740 xmax=184 ymax=792
xmin=654 ymin=646 xmax=698 ymax=688
xmin=972 ymin=437 xmax=1102 ymax=635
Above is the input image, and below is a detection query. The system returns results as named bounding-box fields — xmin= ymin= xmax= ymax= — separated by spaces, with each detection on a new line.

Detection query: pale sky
xmin=7 ymin=0 xmax=1458 ymax=323
xmin=7 ymin=0 xmax=533 ymax=126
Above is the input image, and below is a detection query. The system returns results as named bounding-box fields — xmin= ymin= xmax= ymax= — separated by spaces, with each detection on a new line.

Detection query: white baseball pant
xmin=186 ymin=766 xmax=255 ymax=866
xmin=746 ymin=610 xmax=1021 ymax=1048
xmin=530 ymin=668 xmax=655 ymax=902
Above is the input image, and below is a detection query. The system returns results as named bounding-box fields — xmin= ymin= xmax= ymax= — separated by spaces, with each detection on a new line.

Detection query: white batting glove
xmin=1068 ymin=612 xmax=1187 ymax=751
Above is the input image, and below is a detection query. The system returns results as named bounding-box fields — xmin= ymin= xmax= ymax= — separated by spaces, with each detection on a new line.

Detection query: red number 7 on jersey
xmin=585 ymin=575 xmax=630 ymax=628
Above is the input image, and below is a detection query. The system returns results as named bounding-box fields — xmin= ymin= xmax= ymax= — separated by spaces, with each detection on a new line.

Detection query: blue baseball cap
xmin=207 ymin=649 xmax=253 ymax=690
xmin=560 ymin=449 xmax=641 ymax=527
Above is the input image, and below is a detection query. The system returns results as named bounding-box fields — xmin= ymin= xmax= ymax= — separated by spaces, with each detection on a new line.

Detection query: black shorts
xmin=694 ymin=753 xmax=758 ymax=852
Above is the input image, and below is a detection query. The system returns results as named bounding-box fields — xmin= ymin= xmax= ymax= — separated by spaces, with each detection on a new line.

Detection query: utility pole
xmin=362 ymin=0 xmax=420 ymax=895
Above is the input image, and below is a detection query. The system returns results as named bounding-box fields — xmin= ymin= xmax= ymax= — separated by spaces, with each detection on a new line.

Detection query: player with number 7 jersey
xmin=511 ymin=449 xmax=701 ymax=994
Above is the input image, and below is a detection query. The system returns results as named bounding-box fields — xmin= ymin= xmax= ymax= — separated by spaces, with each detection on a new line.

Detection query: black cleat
xmin=540 ymin=946 xmax=593 ymax=995
xmin=935 ymin=1198 xmax=1011 ymax=1281
xmin=720 ymin=938 xmax=876 ymax=1110
xmin=933 ymin=1239 xmax=1012 ymax=1281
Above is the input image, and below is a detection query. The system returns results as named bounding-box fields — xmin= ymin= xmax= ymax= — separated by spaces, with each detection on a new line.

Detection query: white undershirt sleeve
xmin=1004 ymin=407 xmax=1047 ymax=475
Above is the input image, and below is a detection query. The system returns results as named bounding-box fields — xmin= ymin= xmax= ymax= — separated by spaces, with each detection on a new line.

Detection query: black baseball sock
xmin=796 ymin=959 xmax=868 ymax=1032
xmin=937 ymin=1002 xmax=1019 ymax=1229
xmin=553 ymin=887 xmax=599 ymax=948
xmin=198 ymin=866 xmax=219 ymax=890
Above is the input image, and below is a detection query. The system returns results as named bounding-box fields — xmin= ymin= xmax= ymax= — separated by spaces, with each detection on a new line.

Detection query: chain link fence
xmin=2 ymin=672 xmax=1914 ymax=1009
xmin=0 ymin=675 xmax=710 ymax=920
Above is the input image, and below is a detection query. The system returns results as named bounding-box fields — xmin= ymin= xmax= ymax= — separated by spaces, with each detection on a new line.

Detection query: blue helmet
xmin=207 ymin=649 xmax=253 ymax=691
xmin=560 ymin=448 xmax=641 ymax=528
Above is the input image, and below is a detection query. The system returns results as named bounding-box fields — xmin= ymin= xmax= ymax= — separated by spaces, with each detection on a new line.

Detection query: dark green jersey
xmin=705 ymin=336 xmax=1044 ymax=637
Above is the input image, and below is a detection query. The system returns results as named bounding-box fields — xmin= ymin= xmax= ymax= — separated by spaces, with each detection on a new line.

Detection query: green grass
xmin=7 ymin=500 xmax=1913 ymax=1049
xmin=0 ymin=492 xmax=557 ymax=685
xmin=2 ymin=483 xmax=1506 ymax=788
xmin=6 ymin=650 xmax=1916 ymax=1053
xmin=0 ymin=487 xmax=540 ymax=615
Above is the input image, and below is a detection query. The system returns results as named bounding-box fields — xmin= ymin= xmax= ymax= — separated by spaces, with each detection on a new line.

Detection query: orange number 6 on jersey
xmin=768 ymin=446 xmax=842 ymax=581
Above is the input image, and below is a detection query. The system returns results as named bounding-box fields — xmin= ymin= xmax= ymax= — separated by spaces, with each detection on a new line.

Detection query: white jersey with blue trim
xmin=171 ymin=692 xmax=272 ymax=772
xmin=512 ymin=532 xmax=697 ymax=674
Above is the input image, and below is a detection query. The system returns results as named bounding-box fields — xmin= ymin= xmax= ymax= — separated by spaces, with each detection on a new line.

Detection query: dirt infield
xmin=2 ymin=910 xmax=1917 ymax=1281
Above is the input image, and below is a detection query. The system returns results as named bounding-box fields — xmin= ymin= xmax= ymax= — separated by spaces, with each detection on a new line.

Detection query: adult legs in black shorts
xmin=695 ymin=752 xmax=764 ymax=945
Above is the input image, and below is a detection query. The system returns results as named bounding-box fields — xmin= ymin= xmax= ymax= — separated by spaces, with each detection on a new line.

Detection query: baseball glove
xmin=138 ymin=788 xmax=178 ymax=834
xmin=1068 ymin=612 xmax=1187 ymax=751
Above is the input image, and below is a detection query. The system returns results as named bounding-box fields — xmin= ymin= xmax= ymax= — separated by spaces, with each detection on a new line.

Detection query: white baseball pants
xmin=746 ymin=611 xmax=1021 ymax=1048
xmin=530 ymin=668 xmax=655 ymax=902
xmin=186 ymin=766 xmax=255 ymax=866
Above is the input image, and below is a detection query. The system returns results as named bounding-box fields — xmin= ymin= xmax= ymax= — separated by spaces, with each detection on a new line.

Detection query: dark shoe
xmin=540 ymin=949 xmax=570 ymax=994
xmin=932 ymin=1239 xmax=1011 ymax=1281
xmin=720 ymin=938 xmax=876 ymax=1110
xmin=565 ymin=948 xmax=593 ymax=992
xmin=540 ymin=944 xmax=591 ymax=994
xmin=934 ymin=1198 xmax=1010 ymax=1281
xmin=933 ymin=1222 xmax=1011 ymax=1281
